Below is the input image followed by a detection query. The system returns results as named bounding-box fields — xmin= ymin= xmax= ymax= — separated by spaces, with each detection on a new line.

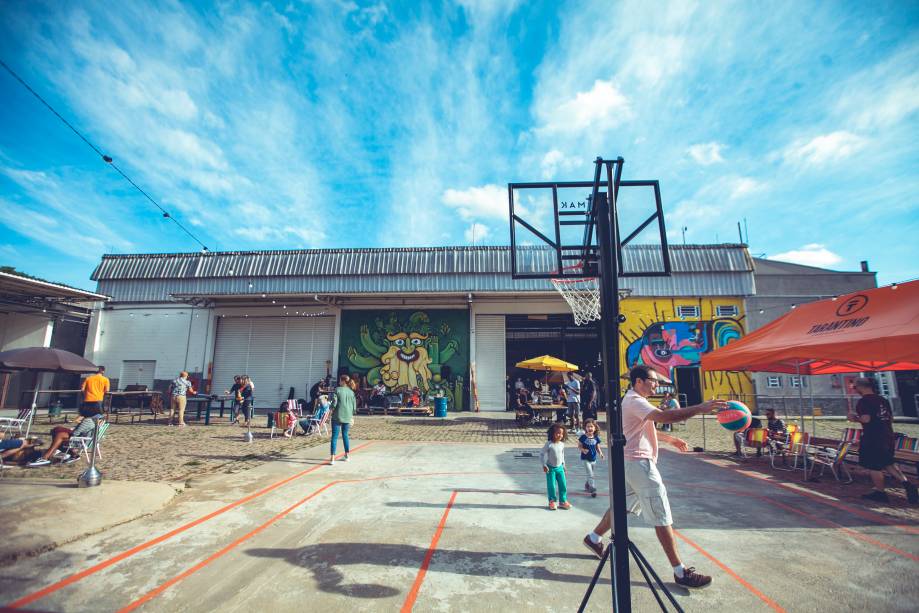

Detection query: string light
xmin=0 ymin=59 xmax=210 ymax=252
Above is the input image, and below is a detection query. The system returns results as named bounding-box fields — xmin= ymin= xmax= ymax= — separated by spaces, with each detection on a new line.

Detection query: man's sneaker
xmin=861 ymin=490 xmax=890 ymax=503
xmin=329 ymin=458 xmax=336 ymax=465
xmin=51 ymin=450 xmax=68 ymax=460
xmin=62 ymin=455 xmax=81 ymax=465
xmin=548 ymin=501 xmax=557 ymax=510
xmin=343 ymin=455 xmax=350 ymax=462
xmin=904 ymin=482 xmax=918 ymax=504
xmin=583 ymin=535 xmax=604 ymax=559
xmin=559 ymin=501 xmax=572 ymax=510
xmin=675 ymin=567 xmax=712 ymax=589
xmin=28 ymin=458 xmax=51 ymax=467
xmin=591 ymin=490 xmax=598 ymax=498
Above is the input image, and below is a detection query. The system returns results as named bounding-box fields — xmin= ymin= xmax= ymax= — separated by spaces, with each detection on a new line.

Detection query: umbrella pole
xmin=809 ymin=375 xmax=815 ymax=436
xmin=26 ymin=383 xmax=40 ymax=439
xmin=796 ymin=362 xmax=805 ymax=433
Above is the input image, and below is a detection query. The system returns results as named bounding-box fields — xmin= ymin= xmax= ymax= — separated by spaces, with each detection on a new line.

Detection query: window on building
xmin=767 ymin=376 xmax=781 ymax=388
xmin=716 ymin=305 xmax=739 ymax=318
xmin=789 ymin=376 xmax=807 ymax=388
xmin=677 ymin=305 xmax=700 ymax=318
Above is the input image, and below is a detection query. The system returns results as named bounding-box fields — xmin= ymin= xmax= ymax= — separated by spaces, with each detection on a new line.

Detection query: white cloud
xmin=770 ymin=244 xmax=843 ymax=268
xmin=687 ymin=142 xmax=725 ymax=165
xmin=442 ymin=184 xmax=508 ymax=221
xmin=729 ymin=177 xmax=765 ymax=199
xmin=540 ymin=150 xmax=583 ymax=179
xmin=537 ymin=80 xmax=631 ymax=135
xmin=464 ymin=222 xmax=490 ymax=244
xmin=783 ymin=131 xmax=867 ymax=167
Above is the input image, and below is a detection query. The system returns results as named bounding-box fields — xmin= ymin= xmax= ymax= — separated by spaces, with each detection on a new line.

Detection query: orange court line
xmin=401 ymin=490 xmax=458 ymax=612
xmin=109 ymin=471 xmax=546 ymax=610
xmin=686 ymin=483 xmax=919 ymax=563
xmin=5 ymin=442 xmax=375 ymax=610
xmin=118 ymin=481 xmax=341 ymax=613
xmin=706 ymin=459 xmax=919 ymax=536
xmin=672 ymin=529 xmax=786 ymax=613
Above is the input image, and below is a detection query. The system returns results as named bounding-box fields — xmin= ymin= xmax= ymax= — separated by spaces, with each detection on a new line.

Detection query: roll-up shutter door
xmin=119 ymin=360 xmax=156 ymax=389
xmin=212 ymin=318 xmax=252 ymax=396
xmin=474 ymin=314 xmax=506 ymax=411
xmin=212 ymin=316 xmax=336 ymax=408
xmin=284 ymin=317 xmax=335 ymax=399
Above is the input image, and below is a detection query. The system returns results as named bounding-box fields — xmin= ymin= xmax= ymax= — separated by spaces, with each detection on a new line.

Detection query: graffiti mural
xmin=617 ymin=298 xmax=754 ymax=401
xmin=625 ymin=320 xmax=743 ymax=375
xmin=340 ymin=310 xmax=468 ymax=410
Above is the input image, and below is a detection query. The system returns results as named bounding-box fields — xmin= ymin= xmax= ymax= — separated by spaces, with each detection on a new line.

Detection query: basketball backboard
xmin=508 ymin=158 xmax=671 ymax=280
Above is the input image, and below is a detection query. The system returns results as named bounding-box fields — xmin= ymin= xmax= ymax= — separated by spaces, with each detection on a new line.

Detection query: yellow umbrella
xmin=515 ymin=355 xmax=579 ymax=372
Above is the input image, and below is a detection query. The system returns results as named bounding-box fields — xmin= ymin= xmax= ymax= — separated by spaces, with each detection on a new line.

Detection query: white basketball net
xmin=551 ymin=276 xmax=601 ymax=326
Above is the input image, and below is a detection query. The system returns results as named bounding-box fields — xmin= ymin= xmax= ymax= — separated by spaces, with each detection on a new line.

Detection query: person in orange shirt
xmin=81 ymin=366 xmax=110 ymax=418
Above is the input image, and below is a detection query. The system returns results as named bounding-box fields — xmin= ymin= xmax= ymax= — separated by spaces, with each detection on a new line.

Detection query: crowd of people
xmin=512 ymin=371 xmax=598 ymax=430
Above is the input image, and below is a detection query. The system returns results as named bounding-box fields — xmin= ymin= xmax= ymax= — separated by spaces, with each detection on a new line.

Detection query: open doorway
xmin=505 ymin=314 xmax=601 ymax=405
xmin=674 ymin=367 xmax=702 ymax=407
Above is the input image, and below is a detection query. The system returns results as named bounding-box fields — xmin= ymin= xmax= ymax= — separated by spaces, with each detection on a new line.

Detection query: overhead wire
xmin=0 ymin=59 xmax=210 ymax=252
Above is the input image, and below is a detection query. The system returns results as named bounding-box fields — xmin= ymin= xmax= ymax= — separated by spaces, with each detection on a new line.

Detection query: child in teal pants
xmin=540 ymin=423 xmax=571 ymax=510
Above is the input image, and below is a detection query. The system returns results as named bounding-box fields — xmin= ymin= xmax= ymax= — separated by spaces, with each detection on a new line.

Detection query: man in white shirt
xmin=564 ymin=372 xmax=582 ymax=431
xmin=582 ymin=365 xmax=727 ymax=589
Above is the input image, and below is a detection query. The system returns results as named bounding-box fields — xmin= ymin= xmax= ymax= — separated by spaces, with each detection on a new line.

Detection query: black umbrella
xmin=0 ymin=347 xmax=99 ymax=436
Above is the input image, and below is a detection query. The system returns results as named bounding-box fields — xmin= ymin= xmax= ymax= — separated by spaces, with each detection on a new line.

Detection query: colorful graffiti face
xmin=626 ymin=320 xmax=742 ymax=379
xmin=341 ymin=310 xmax=468 ymax=409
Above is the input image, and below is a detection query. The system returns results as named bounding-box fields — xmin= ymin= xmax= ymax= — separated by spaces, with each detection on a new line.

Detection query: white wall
xmin=0 ymin=312 xmax=53 ymax=350
xmin=88 ymin=306 xmax=214 ymax=386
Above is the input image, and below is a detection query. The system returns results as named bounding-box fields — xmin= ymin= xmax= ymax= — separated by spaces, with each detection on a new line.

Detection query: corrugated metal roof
xmin=92 ymin=244 xmax=753 ymax=280
xmin=96 ymin=271 xmax=754 ymax=303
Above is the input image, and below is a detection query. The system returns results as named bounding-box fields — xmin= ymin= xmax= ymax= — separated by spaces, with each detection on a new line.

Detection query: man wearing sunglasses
xmin=583 ymin=365 xmax=727 ymax=589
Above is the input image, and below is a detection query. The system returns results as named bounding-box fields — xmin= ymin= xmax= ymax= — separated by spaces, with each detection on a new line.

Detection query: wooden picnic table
xmin=104 ymin=391 xmax=162 ymax=423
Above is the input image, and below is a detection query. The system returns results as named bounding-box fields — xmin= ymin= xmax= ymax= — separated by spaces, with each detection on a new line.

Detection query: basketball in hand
xmin=717 ymin=400 xmax=752 ymax=432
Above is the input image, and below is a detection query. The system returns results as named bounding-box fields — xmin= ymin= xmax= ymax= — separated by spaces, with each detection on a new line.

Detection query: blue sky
xmin=1 ymin=0 xmax=917 ymax=290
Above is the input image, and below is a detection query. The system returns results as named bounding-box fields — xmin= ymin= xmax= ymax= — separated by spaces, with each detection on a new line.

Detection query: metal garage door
xmin=120 ymin=360 xmax=156 ymax=389
xmin=212 ymin=316 xmax=335 ymax=408
xmin=474 ymin=315 xmax=506 ymax=411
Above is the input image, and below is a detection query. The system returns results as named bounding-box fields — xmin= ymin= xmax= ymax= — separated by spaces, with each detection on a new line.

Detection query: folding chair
xmin=0 ymin=406 xmax=35 ymax=438
xmin=67 ymin=420 xmax=110 ymax=465
xmin=740 ymin=427 xmax=770 ymax=459
xmin=304 ymin=405 xmax=331 ymax=437
xmin=807 ymin=440 xmax=854 ymax=483
xmin=270 ymin=400 xmax=301 ymax=439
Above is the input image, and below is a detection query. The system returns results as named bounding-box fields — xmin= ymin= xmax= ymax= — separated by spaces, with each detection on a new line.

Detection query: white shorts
xmin=622 ymin=459 xmax=673 ymax=526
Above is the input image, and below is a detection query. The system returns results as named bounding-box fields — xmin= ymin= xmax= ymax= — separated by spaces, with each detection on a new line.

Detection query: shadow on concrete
xmin=384 ymin=500 xmax=548 ymax=510
xmin=245 ymin=542 xmax=650 ymax=598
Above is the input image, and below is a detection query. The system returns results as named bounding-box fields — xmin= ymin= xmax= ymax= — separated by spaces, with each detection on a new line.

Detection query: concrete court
xmin=1 ymin=439 xmax=917 ymax=613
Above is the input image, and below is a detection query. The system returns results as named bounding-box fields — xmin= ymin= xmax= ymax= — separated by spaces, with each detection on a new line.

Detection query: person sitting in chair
xmin=369 ymin=381 xmax=387 ymax=408
xmin=28 ymin=416 xmax=97 ymax=467
xmin=299 ymin=395 xmax=330 ymax=435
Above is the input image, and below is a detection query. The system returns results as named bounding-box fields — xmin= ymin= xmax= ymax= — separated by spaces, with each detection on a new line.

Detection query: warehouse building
xmin=85 ymin=244 xmax=756 ymax=411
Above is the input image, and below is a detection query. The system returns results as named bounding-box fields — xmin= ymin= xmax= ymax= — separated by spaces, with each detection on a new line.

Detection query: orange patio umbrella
xmin=701 ymin=281 xmax=919 ymax=375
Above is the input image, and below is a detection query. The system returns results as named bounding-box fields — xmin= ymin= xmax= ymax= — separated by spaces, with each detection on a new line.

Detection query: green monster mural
xmin=342 ymin=310 xmax=468 ymax=410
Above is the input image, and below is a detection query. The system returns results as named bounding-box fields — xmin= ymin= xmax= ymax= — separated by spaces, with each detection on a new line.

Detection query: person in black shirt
xmin=581 ymin=372 xmax=597 ymax=420
xmin=226 ymin=375 xmax=243 ymax=424
xmin=849 ymin=377 xmax=917 ymax=504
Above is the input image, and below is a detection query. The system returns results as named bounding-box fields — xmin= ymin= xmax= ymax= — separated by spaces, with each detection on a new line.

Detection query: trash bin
xmin=434 ymin=397 xmax=448 ymax=418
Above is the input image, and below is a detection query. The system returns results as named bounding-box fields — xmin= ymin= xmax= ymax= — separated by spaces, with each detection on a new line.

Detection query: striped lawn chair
xmin=807 ymin=439 xmax=854 ymax=483
xmin=270 ymin=400 xmax=301 ymax=439
xmin=67 ymin=419 xmax=110 ymax=465
xmin=740 ymin=427 xmax=770 ymax=459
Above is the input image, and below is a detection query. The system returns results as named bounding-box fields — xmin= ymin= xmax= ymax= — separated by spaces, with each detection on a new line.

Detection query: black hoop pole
xmin=593 ymin=157 xmax=631 ymax=612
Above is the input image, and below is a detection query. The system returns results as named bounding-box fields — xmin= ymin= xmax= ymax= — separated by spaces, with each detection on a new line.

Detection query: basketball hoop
xmin=551 ymin=265 xmax=600 ymax=326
